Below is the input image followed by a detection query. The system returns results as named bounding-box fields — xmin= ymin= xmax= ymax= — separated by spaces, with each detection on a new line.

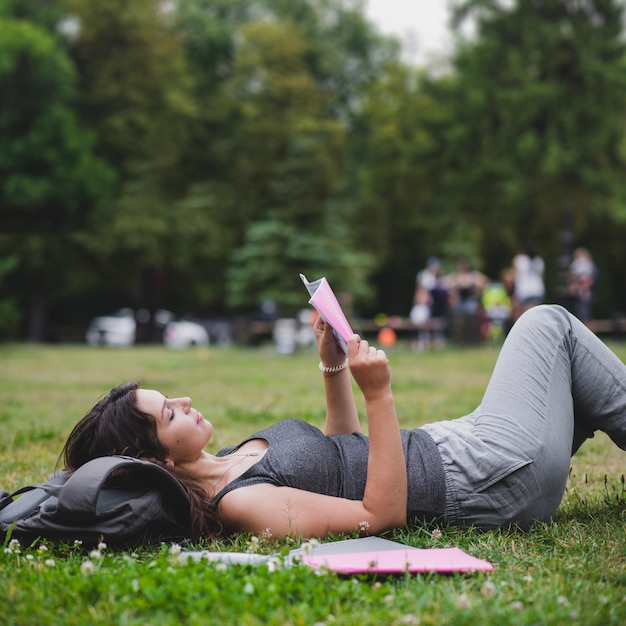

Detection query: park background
xmin=3 ymin=0 xmax=626 ymax=343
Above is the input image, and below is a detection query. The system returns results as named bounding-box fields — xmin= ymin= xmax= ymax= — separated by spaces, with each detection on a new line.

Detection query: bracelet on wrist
xmin=319 ymin=358 xmax=349 ymax=374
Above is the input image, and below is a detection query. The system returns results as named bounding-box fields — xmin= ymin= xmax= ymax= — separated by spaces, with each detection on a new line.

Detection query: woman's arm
xmin=348 ymin=335 xmax=407 ymax=531
xmin=314 ymin=319 xmax=360 ymax=435
xmin=219 ymin=335 xmax=408 ymax=538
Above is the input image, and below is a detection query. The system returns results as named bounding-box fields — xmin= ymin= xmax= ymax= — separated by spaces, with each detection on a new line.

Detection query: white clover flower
xmin=169 ymin=543 xmax=182 ymax=557
xmin=243 ymin=581 xmax=255 ymax=595
xmin=44 ymin=559 xmax=55 ymax=567
xmin=523 ymin=574 xmax=533 ymax=583
xmin=25 ymin=554 xmax=34 ymax=562
xmin=73 ymin=540 xmax=83 ymax=548
xmin=481 ymin=581 xmax=497 ymax=598
xmin=431 ymin=528 xmax=442 ymax=540
xmin=246 ymin=536 xmax=260 ymax=553
xmin=510 ymin=600 xmax=524 ymax=612
xmin=384 ymin=594 xmax=395 ymax=603
xmin=358 ymin=520 xmax=370 ymax=534
xmin=97 ymin=542 xmax=107 ymax=551
xmin=89 ymin=550 xmax=102 ymax=560
xmin=38 ymin=544 xmax=48 ymax=552
xmin=401 ymin=614 xmax=420 ymax=626
xmin=266 ymin=557 xmax=281 ymax=573
xmin=557 ymin=595 xmax=568 ymax=606
xmin=6 ymin=539 xmax=21 ymax=554
xmin=81 ymin=560 xmax=95 ymax=575
xmin=457 ymin=593 xmax=471 ymax=610
xmin=215 ymin=562 xmax=228 ymax=573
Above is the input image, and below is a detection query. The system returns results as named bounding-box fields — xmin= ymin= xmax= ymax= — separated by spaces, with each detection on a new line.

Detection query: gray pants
xmin=421 ymin=304 xmax=626 ymax=529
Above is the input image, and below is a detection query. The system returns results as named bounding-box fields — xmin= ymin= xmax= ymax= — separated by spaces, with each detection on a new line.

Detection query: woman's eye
xmin=169 ymin=409 xmax=175 ymax=422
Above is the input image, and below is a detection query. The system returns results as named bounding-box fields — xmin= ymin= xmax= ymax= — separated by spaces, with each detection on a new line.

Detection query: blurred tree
xmin=64 ymin=0 xmax=202 ymax=327
xmin=436 ymin=0 xmax=626 ymax=290
xmin=67 ymin=0 xmax=196 ymax=182
xmin=170 ymin=0 xmax=395 ymax=313
xmin=0 ymin=16 xmax=114 ymax=339
xmin=354 ymin=63 xmax=457 ymax=313
xmin=223 ymin=18 xmax=374 ymax=311
xmin=0 ymin=17 xmax=112 ymax=232
xmin=0 ymin=0 xmax=66 ymax=29
xmin=0 ymin=255 xmax=19 ymax=339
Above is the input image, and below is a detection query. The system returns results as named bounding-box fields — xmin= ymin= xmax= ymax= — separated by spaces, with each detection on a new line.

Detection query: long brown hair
xmin=59 ymin=382 xmax=222 ymax=539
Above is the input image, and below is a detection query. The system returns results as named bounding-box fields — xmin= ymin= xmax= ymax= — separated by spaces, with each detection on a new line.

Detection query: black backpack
xmin=0 ymin=456 xmax=193 ymax=549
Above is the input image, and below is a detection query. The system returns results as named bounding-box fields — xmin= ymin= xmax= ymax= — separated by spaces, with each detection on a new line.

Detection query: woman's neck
xmin=183 ymin=449 xmax=266 ymax=498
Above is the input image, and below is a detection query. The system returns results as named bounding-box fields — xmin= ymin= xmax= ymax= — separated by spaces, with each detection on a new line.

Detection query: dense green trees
xmin=358 ymin=0 xmax=626 ymax=312
xmin=0 ymin=9 xmax=114 ymax=338
xmin=444 ymin=0 xmax=626 ymax=274
xmin=2 ymin=0 xmax=626 ymax=340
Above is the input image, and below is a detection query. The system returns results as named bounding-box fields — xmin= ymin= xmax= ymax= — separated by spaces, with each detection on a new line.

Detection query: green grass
xmin=1 ymin=340 xmax=625 ymax=625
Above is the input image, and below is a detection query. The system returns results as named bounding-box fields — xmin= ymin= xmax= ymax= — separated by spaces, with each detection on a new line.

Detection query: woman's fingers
xmin=347 ymin=335 xmax=388 ymax=364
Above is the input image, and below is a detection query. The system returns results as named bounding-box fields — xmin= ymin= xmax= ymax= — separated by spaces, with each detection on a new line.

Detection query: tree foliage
xmin=3 ymin=0 xmax=626 ymax=338
xmin=0 ymin=17 xmax=112 ymax=231
xmin=441 ymin=0 xmax=626 ymax=272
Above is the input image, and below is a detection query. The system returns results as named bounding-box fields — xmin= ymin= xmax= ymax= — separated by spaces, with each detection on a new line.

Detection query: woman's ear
xmin=164 ymin=457 xmax=175 ymax=468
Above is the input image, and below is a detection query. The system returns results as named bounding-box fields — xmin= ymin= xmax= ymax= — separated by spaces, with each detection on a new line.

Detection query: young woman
xmin=60 ymin=305 xmax=626 ymax=540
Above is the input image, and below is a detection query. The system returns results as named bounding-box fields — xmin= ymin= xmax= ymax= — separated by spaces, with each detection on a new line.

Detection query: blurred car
xmin=85 ymin=308 xmax=136 ymax=347
xmin=163 ymin=319 xmax=210 ymax=349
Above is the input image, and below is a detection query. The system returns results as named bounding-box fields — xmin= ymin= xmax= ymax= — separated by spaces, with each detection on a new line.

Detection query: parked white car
xmin=85 ymin=309 xmax=136 ymax=347
xmin=163 ymin=320 xmax=210 ymax=349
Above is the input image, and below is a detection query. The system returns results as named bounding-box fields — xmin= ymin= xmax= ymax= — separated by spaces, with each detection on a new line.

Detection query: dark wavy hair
xmin=58 ymin=382 xmax=222 ymax=539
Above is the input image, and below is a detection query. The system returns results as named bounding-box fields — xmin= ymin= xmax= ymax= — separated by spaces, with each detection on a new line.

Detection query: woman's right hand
xmin=347 ymin=336 xmax=391 ymax=402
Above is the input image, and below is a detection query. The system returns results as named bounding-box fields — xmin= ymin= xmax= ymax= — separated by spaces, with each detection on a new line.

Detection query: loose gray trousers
xmin=421 ymin=304 xmax=626 ymax=529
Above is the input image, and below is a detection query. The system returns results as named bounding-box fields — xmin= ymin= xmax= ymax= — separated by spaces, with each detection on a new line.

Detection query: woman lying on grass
xmin=60 ymin=305 xmax=626 ymax=540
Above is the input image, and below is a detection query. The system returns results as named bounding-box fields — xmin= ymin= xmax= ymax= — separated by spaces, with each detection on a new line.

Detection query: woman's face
xmin=135 ymin=389 xmax=213 ymax=467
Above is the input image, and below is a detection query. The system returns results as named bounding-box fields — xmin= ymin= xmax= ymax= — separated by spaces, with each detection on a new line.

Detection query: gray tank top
xmin=213 ymin=419 xmax=445 ymax=521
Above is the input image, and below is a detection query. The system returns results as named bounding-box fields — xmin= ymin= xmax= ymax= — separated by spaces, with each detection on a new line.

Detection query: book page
xmin=300 ymin=274 xmax=354 ymax=354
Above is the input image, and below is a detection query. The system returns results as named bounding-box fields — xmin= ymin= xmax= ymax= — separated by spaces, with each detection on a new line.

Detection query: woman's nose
xmin=176 ymin=396 xmax=192 ymax=411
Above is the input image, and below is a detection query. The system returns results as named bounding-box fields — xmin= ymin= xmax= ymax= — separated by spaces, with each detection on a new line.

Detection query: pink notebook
xmin=300 ymin=546 xmax=493 ymax=574
xmin=185 ymin=537 xmax=493 ymax=574
xmin=299 ymin=273 xmax=353 ymax=354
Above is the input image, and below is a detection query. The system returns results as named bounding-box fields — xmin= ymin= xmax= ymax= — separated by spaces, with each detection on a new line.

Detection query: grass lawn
xmin=1 ymin=339 xmax=625 ymax=625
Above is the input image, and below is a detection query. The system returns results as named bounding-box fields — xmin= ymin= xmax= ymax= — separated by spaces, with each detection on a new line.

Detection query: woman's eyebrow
xmin=161 ymin=398 xmax=167 ymax=421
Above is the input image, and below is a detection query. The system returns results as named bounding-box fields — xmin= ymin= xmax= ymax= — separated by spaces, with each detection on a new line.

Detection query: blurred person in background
xmin=512 ymin=243 xmax=545 ymax=320
xmin=568 ymin=247 xmax=597 ymax=329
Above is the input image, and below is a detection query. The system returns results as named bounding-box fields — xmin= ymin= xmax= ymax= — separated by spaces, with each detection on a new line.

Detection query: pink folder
xmin=301 ymin=547 xmax=493 ymax=575
xmin=300 ymin=274 xmax=353 ymax=353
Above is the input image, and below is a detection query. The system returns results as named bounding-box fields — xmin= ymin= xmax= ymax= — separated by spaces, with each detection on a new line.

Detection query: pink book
xmin=300 ymin=273 xmax=353 ymax=354
xmin=184 ymin=536 xmax=493 ymax=575
xmin=301 ymin=546 xmax=493 ymax=575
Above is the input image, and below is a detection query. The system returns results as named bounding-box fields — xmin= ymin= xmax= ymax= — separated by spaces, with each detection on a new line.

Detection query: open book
xmin=183 ymin=536 xmax=493 ymax=574
xmin=299 ymin=274 xmax=353 ymax=354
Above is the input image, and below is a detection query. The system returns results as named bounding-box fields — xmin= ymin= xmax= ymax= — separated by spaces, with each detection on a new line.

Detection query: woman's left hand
xmin=314 ymin=318 xmax=346 ymax=369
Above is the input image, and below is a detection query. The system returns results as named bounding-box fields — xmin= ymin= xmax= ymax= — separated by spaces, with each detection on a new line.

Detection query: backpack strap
xmin=0 ymin=473 xmax=67 ymax=520
xmin=57 ymin=456 xmax=191 ymax=525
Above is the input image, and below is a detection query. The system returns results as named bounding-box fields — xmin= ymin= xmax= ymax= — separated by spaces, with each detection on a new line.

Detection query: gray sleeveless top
xmin=213 ymin=418 xmax=445 ymax=522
